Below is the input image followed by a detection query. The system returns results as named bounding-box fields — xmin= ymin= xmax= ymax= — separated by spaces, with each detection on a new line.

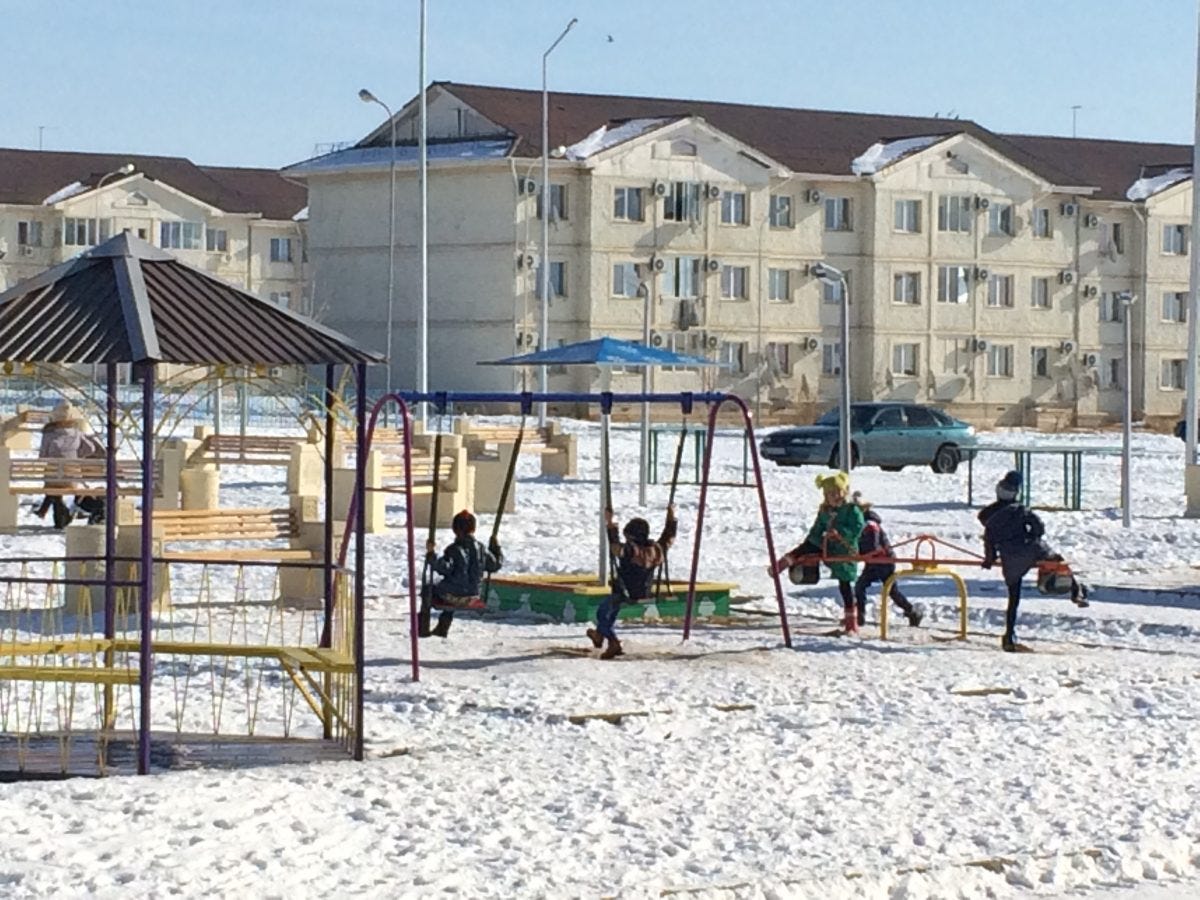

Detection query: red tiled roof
xmin=0 ymin=149 xmax=306 ymax=220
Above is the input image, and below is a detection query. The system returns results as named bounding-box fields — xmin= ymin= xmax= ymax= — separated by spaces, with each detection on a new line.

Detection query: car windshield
xmin=815 ymin=407 xmax=874 ymax=428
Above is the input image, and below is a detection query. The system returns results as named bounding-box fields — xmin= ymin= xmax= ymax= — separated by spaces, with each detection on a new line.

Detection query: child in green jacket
xmin=773 ymin=470 xmax=867 ymax=634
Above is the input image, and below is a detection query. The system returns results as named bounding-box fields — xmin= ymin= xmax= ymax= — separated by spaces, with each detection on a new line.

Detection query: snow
xmin=3 ymin=422 xmax=1200 ymax=897
xmin=292 ymin=205 xmax=309 ymax=222
xmin=284 ymin=140 xmax=514 ymax=175
xmin=41 ymin=181 xmax=88 ymax=205
xmin=852 ymin=135 xmax=945 ymax=175
xmin=563 ymin=118 xmax=672 ymax=161
xmin=1126 ymin=167 xmax=1191 ymax=202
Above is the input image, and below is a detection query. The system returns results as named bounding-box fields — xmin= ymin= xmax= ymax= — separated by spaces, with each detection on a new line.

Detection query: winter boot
xmin=431 ymin=614 xmax=453 ymax=638
xmin=842 ymin=606 xmax=859 ymax=635
xmin=586 ymin=628 xmax=604 ymax=649
xmin=904 ymin=605 xmax=924 ymax=627
xmin=601 ymin=637 xmax=624 ymax=660
xmin=1001 ymin=633 xmax=1017 ymax=652
xmin=417 ymin=606 xmax=432 ymax=639
xmin=856 ymin=601 xmax=868 ymax=628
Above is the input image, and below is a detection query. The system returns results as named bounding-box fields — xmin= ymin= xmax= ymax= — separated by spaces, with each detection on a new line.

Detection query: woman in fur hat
xmin=35 ymin=400 xmax=104 ymax=529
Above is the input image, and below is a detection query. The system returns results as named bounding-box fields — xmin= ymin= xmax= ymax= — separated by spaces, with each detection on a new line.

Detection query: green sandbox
xmin=484 ymin=574 xmax=735 ymax=624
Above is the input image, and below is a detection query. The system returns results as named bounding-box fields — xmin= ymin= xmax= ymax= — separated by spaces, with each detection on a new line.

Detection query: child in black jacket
xmin=419 ymin=509 xmax=502 ymax=639
xmin=852 ymin=494 xmax=923 ymax=628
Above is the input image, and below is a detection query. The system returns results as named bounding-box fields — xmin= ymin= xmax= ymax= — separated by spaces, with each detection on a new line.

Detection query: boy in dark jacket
xmin=979 ymin=470 xmax=1087 ymax=651
xmin=419 ymin=509 xmax=502 ymax=639
xmin=852 ymin=493 xmax=922 ymax=628
xmin=587 ymin=506 xmax=677 ymax=659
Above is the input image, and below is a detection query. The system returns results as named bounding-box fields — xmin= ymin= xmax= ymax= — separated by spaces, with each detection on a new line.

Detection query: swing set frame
xmin=336 ymin=390 xmax=793 ymax=681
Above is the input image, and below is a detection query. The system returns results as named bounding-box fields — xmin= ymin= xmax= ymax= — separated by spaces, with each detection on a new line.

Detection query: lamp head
xmin=358 ymin=88 xmax=377 ymax=103
xmin=810 ymin=261 xmax=844 ymax=286
xmin=117 ymin=163 xmax=135 ymax=176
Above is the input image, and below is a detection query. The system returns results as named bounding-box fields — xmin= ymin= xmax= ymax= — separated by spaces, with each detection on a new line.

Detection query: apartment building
xmin=287 ymin=83 xmax=1195 ymax=426
xmin=0 ymin=149 xmax=309 ymax=318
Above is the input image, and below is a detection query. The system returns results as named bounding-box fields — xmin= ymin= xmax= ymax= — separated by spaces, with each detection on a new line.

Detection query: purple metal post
xmin=321 ymin=366 xmax=335 ymax=646
xmin=138 ymin=364 xmax=155 ymax=774
xmin=683 ymin=395 xmax=790 ymax=648
xmin=353 ymin=364 xmax=366 ymax=761
xmin=104 ymin=364 xmax=117 ymax=685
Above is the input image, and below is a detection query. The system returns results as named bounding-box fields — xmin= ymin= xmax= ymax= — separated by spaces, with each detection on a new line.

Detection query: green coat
xmin=806 ymin=502 xmax=865 ymax=583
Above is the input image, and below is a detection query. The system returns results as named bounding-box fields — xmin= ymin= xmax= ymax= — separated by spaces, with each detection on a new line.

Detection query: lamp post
xmin=93 ymin=163 xmax=134 ymax=392
xmin=812 ymin=262 xmax=851 ymax=472
xmin=1119 ymin=291 xmax=1137 ymax=527
xmin=637 ymin=267 xmax=652 ymax=505
xmin=358 ymin=89 xmax=396 ymax=419
xmin=539 ymin=16 xmax=578 ymax=428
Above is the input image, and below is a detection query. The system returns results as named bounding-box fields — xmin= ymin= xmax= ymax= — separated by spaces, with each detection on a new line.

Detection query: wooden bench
xmin=0 ymin=408 xmax=51 ymax=450
xmin=188 ymin=434 xmax=309 ymax=467
xmin=151 ymin=507 xmax=308 ymax=561
xmin=454 ymin=418 xmax=577 ymax=478
xmin=375 ymin=451 xmax=461 ymax=496
xmin=0 ymin=453 xmax=163 ymax=532
xmin=460 ymin=424 xmax=556 ymax=454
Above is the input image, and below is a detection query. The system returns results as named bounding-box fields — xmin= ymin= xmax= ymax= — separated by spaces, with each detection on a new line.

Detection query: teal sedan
xmin=759 ymin=402 xmax=977 ymax=473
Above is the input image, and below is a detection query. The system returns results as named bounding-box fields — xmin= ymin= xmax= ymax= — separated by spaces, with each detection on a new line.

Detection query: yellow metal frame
xmin=879 ymin=564 xmax=969 ymax=641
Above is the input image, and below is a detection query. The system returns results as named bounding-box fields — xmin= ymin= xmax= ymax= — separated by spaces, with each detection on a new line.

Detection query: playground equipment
xmin=0 ymin=233 xmax=379 ymax=777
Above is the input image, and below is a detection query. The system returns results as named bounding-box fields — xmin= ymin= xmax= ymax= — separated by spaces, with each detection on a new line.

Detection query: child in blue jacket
xmin=419 ymin=509 xmax=502 ymax=639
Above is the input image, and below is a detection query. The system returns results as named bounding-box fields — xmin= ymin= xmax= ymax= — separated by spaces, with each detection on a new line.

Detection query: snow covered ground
xmin=1 ymin=422 xmax=1199 ymax=898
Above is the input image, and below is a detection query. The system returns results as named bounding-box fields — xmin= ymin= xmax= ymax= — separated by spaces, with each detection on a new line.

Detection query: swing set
xmin=336 ymin=389 xmax=794 ymax=680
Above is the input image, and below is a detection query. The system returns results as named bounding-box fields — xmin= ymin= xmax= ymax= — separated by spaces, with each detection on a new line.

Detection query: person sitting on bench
xmin=34 ymin=401 xmax=104 ymax=529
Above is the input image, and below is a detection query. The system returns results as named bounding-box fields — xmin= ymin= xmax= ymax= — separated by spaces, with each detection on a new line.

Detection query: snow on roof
xmin=851 ymin=135 xmax=945 ymax=176
xmin=1126 ymin=167 xmax=1191 ymax=201
xmin=42 ymin=181 xmax=88 ymax=205
xmin=292 ymin=205 xmax=309 ymax=222
xmin=563 ymin=118 xmax=672 ymax=161
xmin=285 ymin=140 xmax=514 ymax=175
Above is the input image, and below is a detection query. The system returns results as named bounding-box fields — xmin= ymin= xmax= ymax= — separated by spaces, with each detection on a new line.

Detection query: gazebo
xmin=0 ymin=233 xmax=380 ymax=775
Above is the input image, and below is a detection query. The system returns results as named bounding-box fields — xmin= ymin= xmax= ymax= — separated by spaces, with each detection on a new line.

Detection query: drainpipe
xmin=1133 ymin=204 xmax=1150 ymax=421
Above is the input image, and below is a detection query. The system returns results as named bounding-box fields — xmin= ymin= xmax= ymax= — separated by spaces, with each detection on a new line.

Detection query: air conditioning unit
xmin=975 ymin=267 xmax=989 ymax=281
xmin=1084 ymin=213 xmax=1099 ymax=227
xmin=1061 ymin=202 xmax=1079 ymax=217
xmin=706 ymin=257 xmax=721 ymax=272
xmin=706 ymin=184 xmax=721 ymax=200
xmin=515 ymin=330 xmax=537 ymax=348
xmin=1083 ymin=352 xmax=1099 ymax=367
xmin=1059 ymin=270 xmax=1075 ymax=284
xmin=806 ymin=188 xmax=822 ymax=203
xmin=268 ymin=367 xmax=284 ymax=378
xmin=1059 ymin=340 xmax=1076 ymax=355
xmin=649 ymin=330 xmax=664 ymax=348
xmin=516 ymin=253 xmax=535 ymax=270
xmin=649 ymin=255 xmax=666 ymax=272
xmin=705 ymin=333 xmax=720 ymax=350
xmin=518 ymin=177 xmax=537 ymax=195
xmin=971 ymin=337 xmax=989 ymax=353
xmin=803 ymin=336 xmax=820 ymax=352
xmin=19 ymin=245 xmax=34 ymax=257
xmin=652 ymin=181 xmax=668 ymax=197
xmin=1083 ymin=284 xmax=1099 ymax=298
xmin=974 ymin=196 xmax=990 ymax=210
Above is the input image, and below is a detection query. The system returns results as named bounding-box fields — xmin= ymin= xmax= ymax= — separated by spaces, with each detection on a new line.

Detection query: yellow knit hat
xmin=815 ymin=470 xmax=850 ymax=493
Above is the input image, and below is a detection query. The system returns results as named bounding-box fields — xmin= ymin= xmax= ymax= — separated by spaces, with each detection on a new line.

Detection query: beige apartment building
xmin=288 ymin=83 xmax=1195 ymax=426
xmin=0 ymin=149 xmax=310 ymax=328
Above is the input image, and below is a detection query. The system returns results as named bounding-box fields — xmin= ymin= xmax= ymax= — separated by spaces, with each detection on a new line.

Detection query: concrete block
xmin=180 ymin=467 xmax=220 ymax=510
xmin=287 ymin=443 xmax=322 ymax=495
xmin=470 ymin=440 xmax=516 ymax=514
xmin=332 ymin=450 xmax=386 ymax=534
xmin=1185 ymin=464 xmax=1200 ymax=518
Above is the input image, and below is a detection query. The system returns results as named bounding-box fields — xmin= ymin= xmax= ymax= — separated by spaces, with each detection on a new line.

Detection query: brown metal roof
xmin=0 ymin=148 xmax=306 ymax=220
xmin=0 ymin=234 xmax=380 ymax=366
xmin=418 ymin=82 xmax=1083 ymax=187
xmin=1001 ymin=134 xmax=1192 ymax=201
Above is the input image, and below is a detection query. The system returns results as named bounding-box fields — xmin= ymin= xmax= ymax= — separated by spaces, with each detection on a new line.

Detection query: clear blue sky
xmin=5 ymin=0 xmax=1198 ymax=168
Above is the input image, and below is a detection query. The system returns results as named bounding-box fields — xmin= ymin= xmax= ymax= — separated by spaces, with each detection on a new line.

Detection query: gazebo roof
xmin=0 ymin=233 xmax=381 ymax=366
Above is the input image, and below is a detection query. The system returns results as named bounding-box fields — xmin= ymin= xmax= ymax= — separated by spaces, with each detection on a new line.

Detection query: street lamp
xmin=358 ymin=89 xmax=397 ymax=417
xmin=1119 ymin=291 xmax=1137 ymax=528
xmin=636 ymin=265 xmax=653 ymax=505
xmin=539 ymin=16 xmax=578 ymax=428
xmin=811 ymin=262 xmax=852 ymax=472
xmin=92 ymin=163 xmax=134 ymax=392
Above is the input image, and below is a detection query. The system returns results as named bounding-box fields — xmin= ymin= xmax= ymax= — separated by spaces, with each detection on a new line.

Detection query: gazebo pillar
xmin=138 ymin=363 xmax=155 ymax=775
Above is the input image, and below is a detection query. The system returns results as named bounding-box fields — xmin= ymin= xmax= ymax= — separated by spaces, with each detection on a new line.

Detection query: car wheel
xmin=930 ymin=444 xmax=959 ymax=474
xmin=828 ymin=444 xmax=860 ymax=470
xmin=880 ymin=465 xmax=904 ymax=472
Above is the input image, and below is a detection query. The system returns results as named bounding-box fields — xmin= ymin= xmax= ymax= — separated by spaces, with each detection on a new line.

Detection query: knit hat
xmin=623 ymin=517 xmax=651 ymax=545
xmin=451 ymin=509 xmax=477 ymax=535
xmin=50 ymin=400 xmax=80 ymax=424
xmin=996 ymin=470 xmax=1022 ymax=502
xmin=815 ymin=470 xmax=850 ymax=493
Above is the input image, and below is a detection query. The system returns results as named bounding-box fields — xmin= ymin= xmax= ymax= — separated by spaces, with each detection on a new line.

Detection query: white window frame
xmin=206 ymin=228 xmax=228 ymax=253
xmin=768 ymin=194 xmax=793 ymax=228
xmin=549 ymin=260 xmax=567 ymax=298
xmin=64 ymin=217 xmax=110 ymax=247
xmin=720 ymin=265 xmax=749 ymax=300
xmin=987 ymin=203 xmax=1014 ymax=236
xmin=1099 ymin=292 xmax=1124 ymax=323
xmin=1163 ymin=224 xmax=1188 ymax=256
xmin=767 ymin=268 xmax=791 ymax=303
xmin=538 ymin=184 xmax=568 ymax=222
xmin=891 ymin=342 xmax=919 ymax=377
xmin=613 ymin=186 xmax=644 ymax=222
xmin=719 ymin=340 xmax=748 ymax=374
xmin=821 ymin=341 xmax=842 ymax=375
xmin=765 ymin=341 xmax=793 ymax=376
xmin=1030 ymin=277 xmax=1050 ymax=309
xmin=986 ymin=274 xmax=1014 ymax=308
xmin=936 ymin=265 xmax=970 ymax=304
xmin=611 ymin=262 xmax=639 ymax=298
xmin=664 ymin=256 xmax=701 ymax=298
xmin=268 ymin=291 xmax=291 ymax=308
xmin=823 ymin=197 xmax=852 ymax=232
xmin=1162 ymin=358 xmax=1187 ymax=390
xmin=159 ymin=221 xmax=202 ymax=251
xmin=269 ymin=236 xmax=293 ymax=263
xmin=1103 ymin=357 xmax=1121 ymax=390
xmin=822 ymin=274 xmax=848 ymax=305
xmin=892 ymin=271 xmax=921 ymax=305
xmin=937 ymin=195 xmax=972 ymax=233
xmin=17 ymin=221 xmax=43 ymax=247
xmin=720 ymin=191 xmax=748 ymax=226
xmin=1031 ymin=346 xmax=1051 ymax=379
xmin=663 ymin=182 xmax=702 ymax=222
xmin=1162 ymin=291 xmax=1188 ymax=323
xmin=893 ymin=199 xmax=921 ymax=234
xmin=987 ymin=344 xmax=1014 ymax=377
xmin=1031 ymin=207 xmax=1051 ymax=239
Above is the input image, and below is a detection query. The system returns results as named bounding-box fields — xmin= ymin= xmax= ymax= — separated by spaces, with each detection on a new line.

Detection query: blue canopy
xmin=479 ymin=336 xmax=722 ymax=368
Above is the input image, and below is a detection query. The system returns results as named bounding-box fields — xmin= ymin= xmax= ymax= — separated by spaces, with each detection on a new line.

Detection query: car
xmin=758 ymin=402 xmax=977 ymax=473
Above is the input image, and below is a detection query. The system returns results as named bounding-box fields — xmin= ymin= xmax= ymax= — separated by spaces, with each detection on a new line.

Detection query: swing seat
xmin=1036 ymin=563 xmax=1073 ymax=596
xmin=788 ymin=563 xmax=821 ymax=586
xmin=431 ymin=593 xmax=486 ymax=611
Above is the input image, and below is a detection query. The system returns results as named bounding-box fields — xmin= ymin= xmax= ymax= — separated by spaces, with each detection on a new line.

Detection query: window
xmin=892 ymin=272 xmax=921 ymax=305
xmin=1032 ymin=207 xmax=1051 ymax=238
xmin=945 ymin=337 xmax=974 ymax=374
xmin=765 ymin=341 xmax=793 ymax=376
xmin=1031 ymin=346 xmax=1051 ymax=379
xmin=720 ymin=341 xmax=748 ymax=374
xmin=670 ymin=139 xmax=697 ymax=157
xmin=1162 ymin=358 xmax=1187 ymax=390
xmin=822 ymin=273 xmax=848 ymax=304
xmin=658 ymin=333 xmax=691 ymax=372
xmin=768 ymin=268 xmax=791 ymax=302
xmin=769 ymin=194 xmax=793 ymax=228
xmin=1111 ymin=222 xmax=1125 ymax=255
xmin=822 ymin=341 xmax=842 ymax=375
xmin=891 ymin=343 xmax=919 ymax=376
xmin=17 ymin=221 xmax=43 ymax=246
xmin=663 ymin=182 xmax=702 ymax=222
xmin=268 ymin=291 xmax=291 ymax=308
xmin=823 ymin=197 xmax=852 ymax=231
xmin=206 ymin=228 xmax=228 ymax=252
xmin=987 ymin=344 xmax=1014 ymax=377
xmin=906 ymin=406 xmax=938 ymax=427
xmin=1103 ymin=358 xmax=1121 ymax=390
xmin=720 ymin=265 xmax=748 ymax=300
xmin=1099 ymin=292 xmax=1125 ymax=323
xmin=986 ymin=274 xmax=1014 ymax=308
xmin=987 ymin=203 xmax=1014 ymax=236
xmin=894 ymin=199 xmax=921 ymax=233
xmin=874 ymin=407 xmax=905 ymax=428
xmin=937 ymin=195 xmax=972 ymax=233
xmin=64 ymin=217 xmax=110 ymax=247
xmin=159 ymin=220 xmax=202 ymax=250
xmin=720 ymin=191 xmax=748 ymax=226
xmin=537 ymin=184 xmax=568 ymax=221
xmin=1163 ymin=224 xmax=1188 ymax=256
xmin=664 ymin=256 xmax=701 ymax=298
xmin=1031 ymin=277 xmax=1051 ymax=309
xmin=269 ymin=236 xmax=293 ymax=263
xmin=936 ymin=265 xmax=970 ymax=304
xmin=613 ymin=187 xmax=644 ymax=222
xmin=1162 ymin=291 xmax=1187 ymax=323
xmin=611 ymin=262 xmax=639 ymax=298
xmin=549 ymin=261 xmax=567 ymax=298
